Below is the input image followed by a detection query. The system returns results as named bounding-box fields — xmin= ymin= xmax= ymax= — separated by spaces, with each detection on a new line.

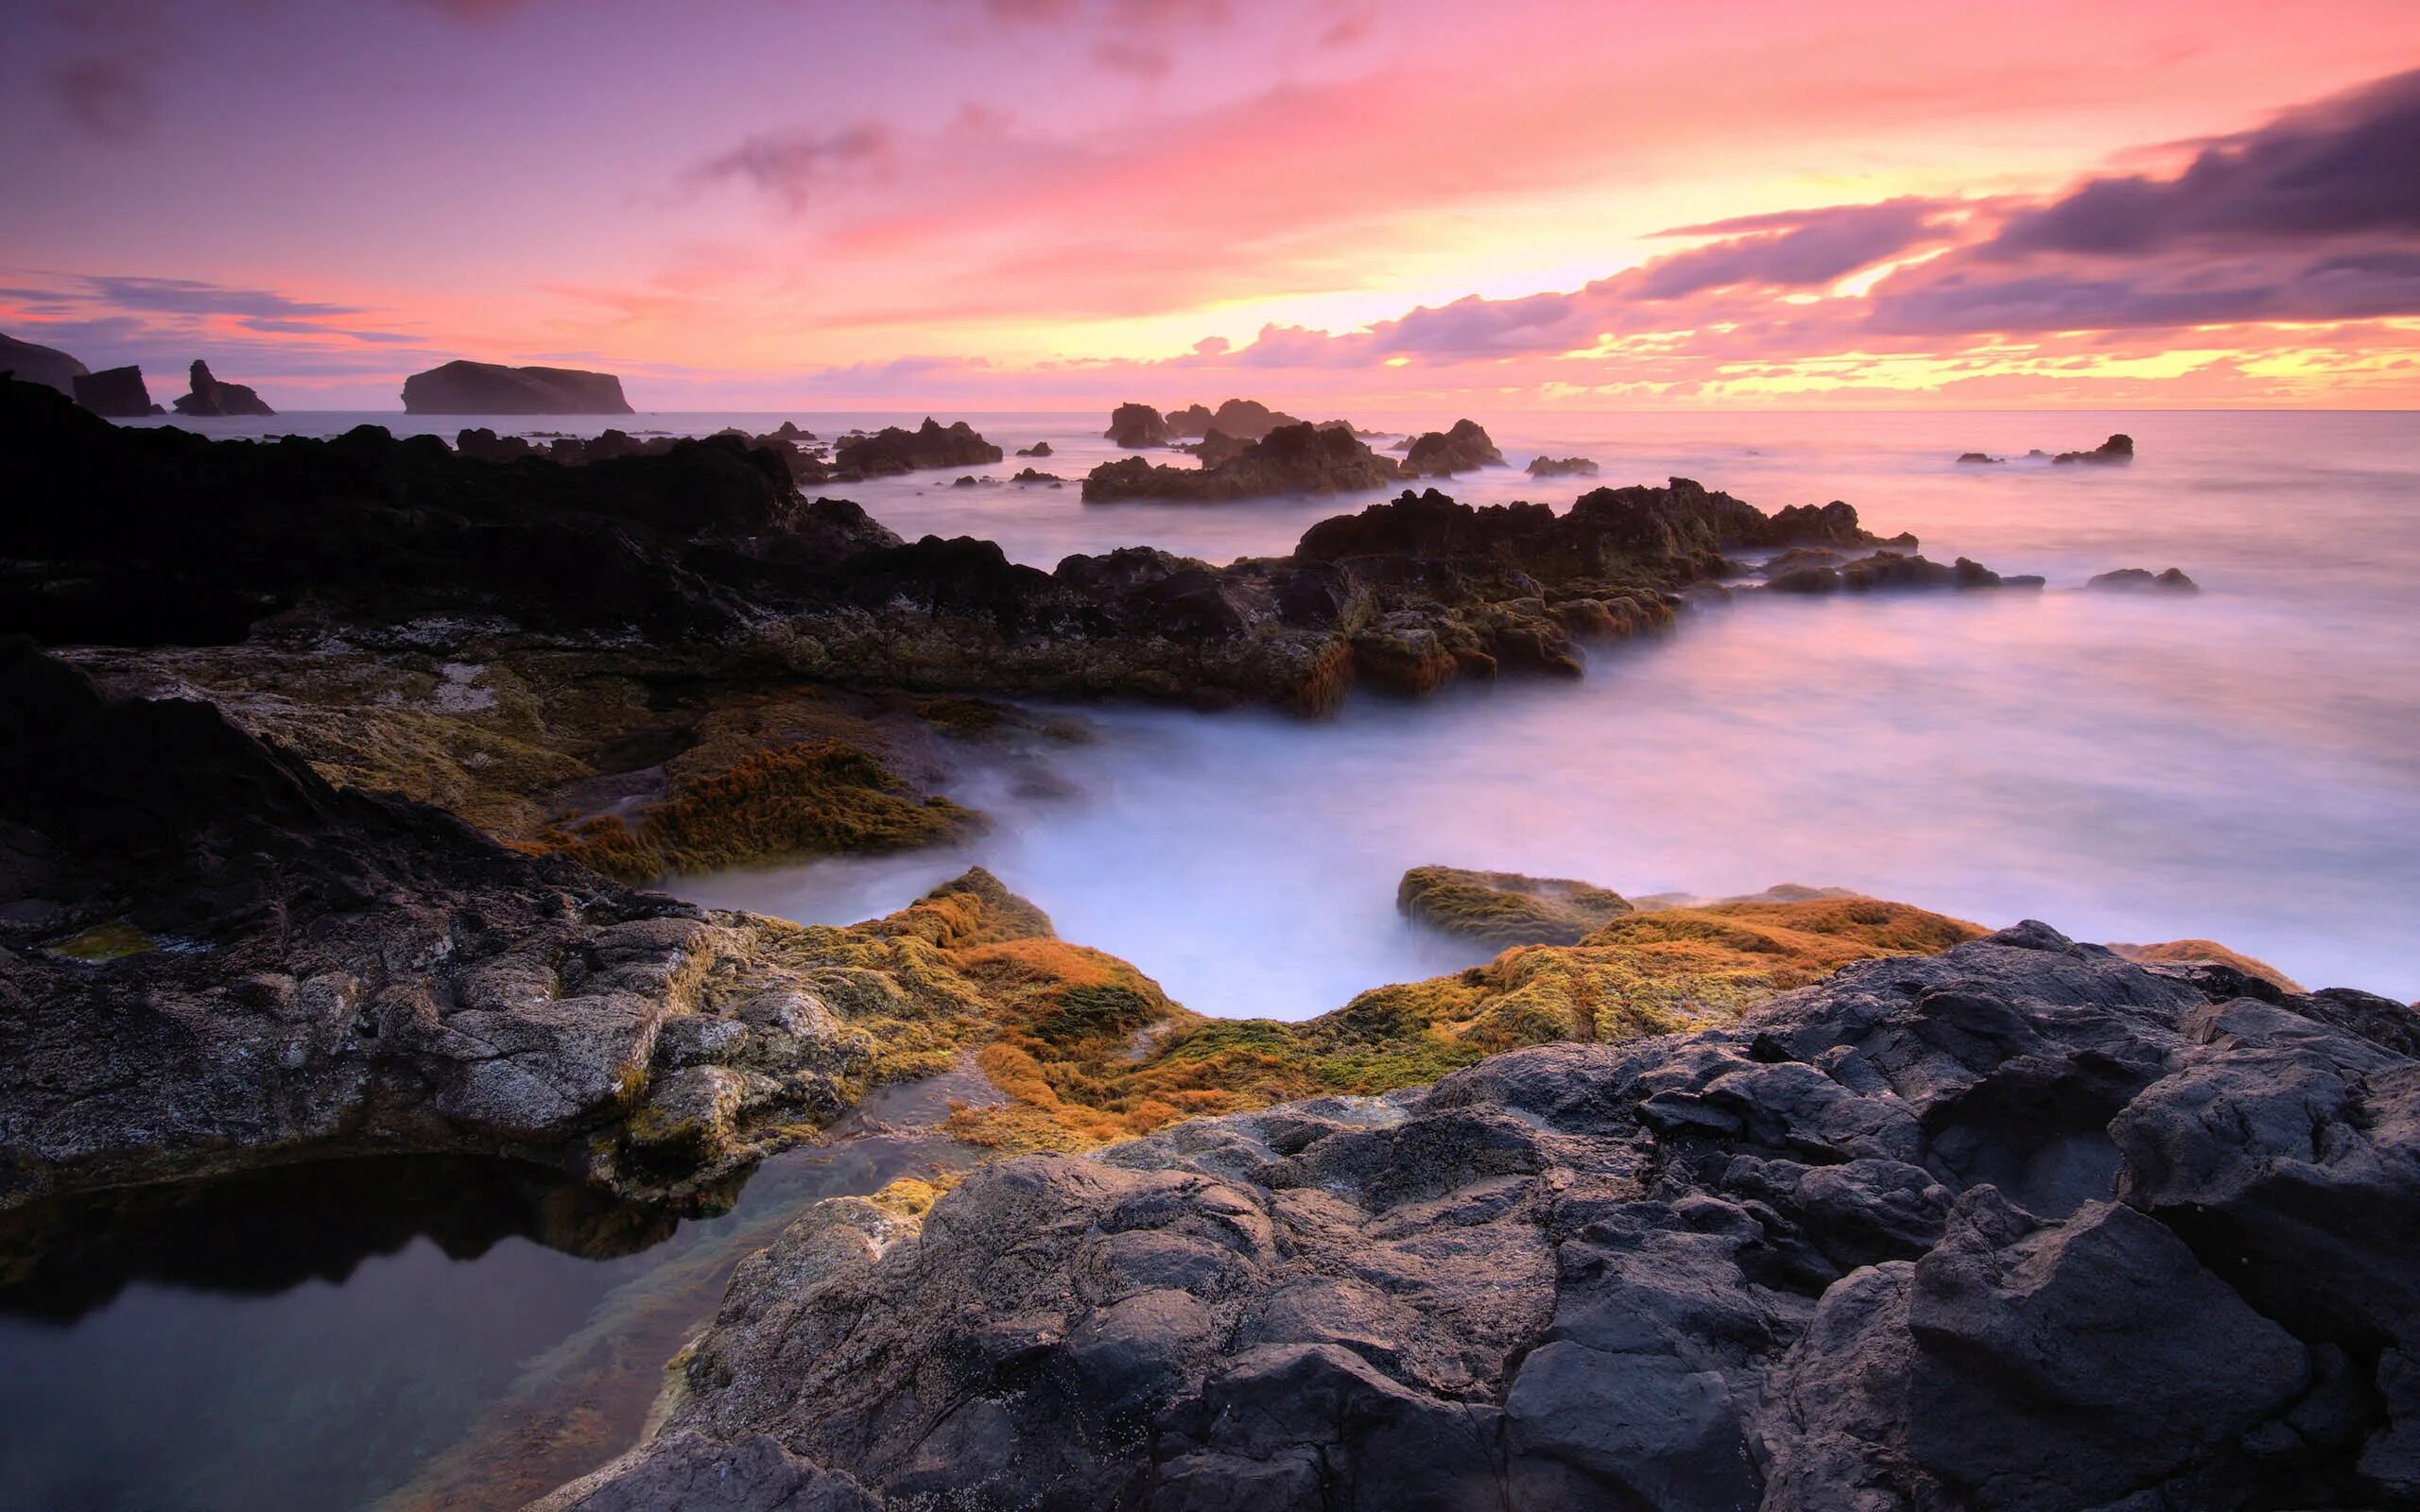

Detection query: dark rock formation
xmin=1955 ymin=451 xmax=2003 ymax=465
xmin=1106 ymin=404 xmax=1170 ymax=448
xmin=2088 ymin=566 xmax=2200 ymax=593
xmin=0 ymin=332 xmax=89 ymax=396
xmin=2055 ymin=434 xmax=2135 ymax=465
xmin=1012 ymin=469 xmax=1063 ymax=484
xmin=558 ymin=922 xmax=2420 ymax=1510
xmin=0 ymin=642 xmax=890 ymax=1210
xmin=1162 ymin=399 xmax=1303 ymax=442
xmin=1397 ymin=865 xmax=1633 ymax=948
xmin=401 ymin=360 xmax=632 ymax=416
xmin=1765 ymin=549 xmax=2044 ymax=593
xmin=1178 ymin=429 xmax=1250 ymax=468
xmin=70 ymin=365 xmax=163 ymax=418
xmin=1082 ymin=421 xmax=1407 ymax=504
xmin=1403 ymin=419 xmax=1505 ymax=476
xmin=1527 ymin=455 xmax=1599 ymax=478
xmin=1016 ymin=441 xmax=1053 ymax=457
xmin=832 ymin=418 xmax=1003 ymax=476
xmin=171 ymin=360 xmax=274 ymax=418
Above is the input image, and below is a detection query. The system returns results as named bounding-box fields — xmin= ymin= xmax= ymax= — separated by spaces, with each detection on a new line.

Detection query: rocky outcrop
xmin=1527 ymin=455 xmax=1599 ymax=478
xmin=0 ymin=332 xmax=89 ymax=396
xmin=1396 ymin=866 xmax=1633 ymax=947
xmin=2088 ymin=566 xmax=2199 ymax=593
xmin=1162 ymin=399 xmax=1303 ymax=441
xmin=1082 ymin=421 xmax=1408 ymax=504
xmin=402 ymin=360 xmax=633 ymax=415
xmin=1402 ymin=419 xmax=1505 ymax=476
xmin=832 ymin=418 xmax=1003 ymax=476
xmin=1106 ymin=404 xmax=1170 ymax=448
xmin=1764 ymin=548 xmax=2044 ymax=593
xmin=554 ymin=922 xmax=2420 ymax=1509
xmin=171 ymin=360 xmax=274 ymax=417
xmin=70 ymin=365 xmax=163 ymax=417
xmin=1955 ymin=451 xmax=2003 ymax=465
xmin=1178 ymin=428 xmax=1250 ymax=468
xmin=1016 ymin=441 xmax=1053 ymax=457
xmin=2055 ymin=434 xmax=2135 ymax=465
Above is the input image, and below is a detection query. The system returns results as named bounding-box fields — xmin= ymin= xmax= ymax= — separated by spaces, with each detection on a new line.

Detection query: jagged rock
xmin=1161 ymin=399 xmax=1302 ymax=441
xmin=559 ymin=921 xmax=2420 ymax=1510
xmin=1527 ymin=455 xmax=1599 ymax=478
xmin=833 ymin=418 xmax=1002 ymax=476
xmin=2054 ymin=434 xmax=2135 ymax=465
xmin=70 ymin=365 xmax=162 ymax=417
xmin=1402 ymin=420 xmax=1505 ymax=476
xmin=1106 ymin=403 xmax=1170 ymax=448
xmin=171 ymin=360 xmax=274 ymax=417
xmin=1082 ymin=421 xmax=1407 ymax=504
xmin=401 ymin=360 xmax=632 ymax=415
xmin=0 ymin=332 xmax=89 ymax=396
xmin=1397 ymin=866 xmax=1633 ymax=947
xmin=2088 ymin=566 xmax=2200 ymax=593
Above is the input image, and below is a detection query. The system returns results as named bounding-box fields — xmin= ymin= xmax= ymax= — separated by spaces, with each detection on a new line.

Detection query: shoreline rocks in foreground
xmin=403 ymin=359 xmax=634 ymax=415
xmin=546 ymin=920 xmax=2420 ymax=1510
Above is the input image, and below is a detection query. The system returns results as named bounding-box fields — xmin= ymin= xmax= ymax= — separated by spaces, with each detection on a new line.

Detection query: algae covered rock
xmin=1396 ymin=865 xmax=1634 ymax=947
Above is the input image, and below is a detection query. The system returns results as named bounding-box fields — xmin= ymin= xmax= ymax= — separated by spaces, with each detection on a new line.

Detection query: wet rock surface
xmin=564 ymin=923 xmax=2420 ymax=1510
xmin=403 ymin=360 xmax=632 ymax=415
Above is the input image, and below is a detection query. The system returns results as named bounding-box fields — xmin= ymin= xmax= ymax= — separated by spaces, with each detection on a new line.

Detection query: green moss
xmin=1396 ymin=865 xmax=1634 ymax=947
xmin=914 ymin=696 xmax=1007 ymax=735
xmin=45 ymin=922 xmax=158 ymax=962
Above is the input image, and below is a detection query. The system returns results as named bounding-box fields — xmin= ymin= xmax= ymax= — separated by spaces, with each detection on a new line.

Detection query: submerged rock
xmin=833 ymin=417 xmax=1003 ymax=476
xmin=2088 ymin=566 xmax=2200 ymax=593
xmin=402 ymin=359 xmax=632 ymax=415
xmin=564 ymin=920 xmax=2420 ymax=1508
xmin=171 ymin=359 xmax=274 ymax=417
xmin=0 ymin=331 xmax=89 ymax=396
xmin=1105 ymin=403 xmax=1170 ymax=448
xmin=70 ymin=365 xmax=163 ymax=417
xmin=1527 ymin=455 xmax=1599 ymax=478
xmin=1402 ymin=419 xmax=1505 ymax=476
xmin=1397 ymin=866 xmax=1634 ymax=947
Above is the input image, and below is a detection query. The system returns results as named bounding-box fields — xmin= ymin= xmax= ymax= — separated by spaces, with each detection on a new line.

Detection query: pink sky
xmin=5 ymin=0 xmax=2417 ymax=409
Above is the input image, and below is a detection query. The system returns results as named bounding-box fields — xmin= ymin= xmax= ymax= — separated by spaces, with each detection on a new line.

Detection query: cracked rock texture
xmin=551 ymin=923 xmax=2420 ymax=1510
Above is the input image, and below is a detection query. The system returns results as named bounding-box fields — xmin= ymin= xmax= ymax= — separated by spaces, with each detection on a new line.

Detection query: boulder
xmin=1402 ymin=420 xmax=1505 ymax=476
xmin=0 ymin=332 xmax=89 ymax=396
xmin=70 ymin=365 xmax=163 ymax=417
xmin=171 ymin=360 xmax=275 ymax=417
xmin=400 ymin=360 xmax=632 ymax=415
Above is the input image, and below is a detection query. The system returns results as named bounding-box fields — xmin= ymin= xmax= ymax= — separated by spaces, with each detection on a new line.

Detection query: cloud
xmin=691 ymin=123 xmax=899 ymax=213
xmin=75 ymin=276 xmax=363 ymax=319
xmin=1634 ymin=198 xmax=1960 ymax=300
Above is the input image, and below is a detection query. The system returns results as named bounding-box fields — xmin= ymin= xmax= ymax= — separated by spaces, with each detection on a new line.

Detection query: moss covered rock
xmin=1397 ymin=865 xmax=1634 ymax=947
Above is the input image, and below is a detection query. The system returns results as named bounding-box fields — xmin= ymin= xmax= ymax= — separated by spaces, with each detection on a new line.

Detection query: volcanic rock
xmin=171 ymin=360 xmax=274 ymax=417
xmin=1403 ymin=419 xmax=1505 ymax=476
xmin=401 ymin=360 xmax=632 ymax=415
xmin=833 ymin=418 xmax=1003 ymax=476
xmin=0 ymin=332 xmax=89 ymax=396
xmin=70 ymin=365 xmax=163 ymax=417
xmin=1105 ymin=403 xmax=1170 ymax=448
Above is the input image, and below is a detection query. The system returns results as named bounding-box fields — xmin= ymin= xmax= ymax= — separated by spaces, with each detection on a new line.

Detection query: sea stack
xmin=172 ymin=360 xmax=275 ymax=417
xmin=71 ymin=366 xmax=164 ymax=417
xmin=0 ymin=332 xmax=90 ymax=396
xmin=401 ymin=359 xmax=634 ymax=415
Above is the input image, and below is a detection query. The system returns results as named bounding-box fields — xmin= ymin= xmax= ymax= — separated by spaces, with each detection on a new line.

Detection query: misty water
xmin=29 ymin=404 xmax=2413 ymax=1510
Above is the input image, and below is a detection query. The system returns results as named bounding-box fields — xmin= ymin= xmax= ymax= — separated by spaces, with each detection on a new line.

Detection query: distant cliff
xmin=0 ymin=333 xmax=89 ymax=396
xmin=401 ymin=360 xmax=633 ymax=415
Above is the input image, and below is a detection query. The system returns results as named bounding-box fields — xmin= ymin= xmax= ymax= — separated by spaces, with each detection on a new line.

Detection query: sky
xmin=4 ymin=0 xmax=2418 ymax=410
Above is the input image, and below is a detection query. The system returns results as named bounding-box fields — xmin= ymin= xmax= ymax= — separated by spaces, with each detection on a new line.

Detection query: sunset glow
xmin=6 ymin=0 xmax=2417 ymax=408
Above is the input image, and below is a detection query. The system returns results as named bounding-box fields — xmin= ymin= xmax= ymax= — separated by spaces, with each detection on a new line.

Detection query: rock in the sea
xmin=1402 ymin=419 xmax=1505 ymax=476
xmin=1015 ymin=441 xmax=1053 ymax=457
xmin=2054 ymin=433 xmax=2135 ymax=465
xmin=1956 ymin=451 xmax=2004 ymax=464
xmin=401 ymin=359 xmax=633 ymax=415
xmin=1083 ymin=421 xmax=1407 ymax=503
xmin=2088 ymin=566 xmax=2199 ymax=593
xmin=1397 ymin=865 xmax=1634 ymax=947
xmin=1105 ymin=403 xmax=1170 ymax=448
xmin=1162 ymin=398 xmax=1302 ymax=441
xmin=559 ymin=920 xmax=2420 ymax=1510
xmin=171 ymin=360 xmax=275 ymax=418
xmin=833 ymin=418 xmax=1004 ymax=476
xmin=1527 ymin=455 xmax=1599 ymax=478
xmin=1766 ymin=548 xmax=2040 ymax=593
xmin=0 ymin=332 xmax=89 ymax=396
xmin=70 ymin=365 xmax=163 ymax=417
